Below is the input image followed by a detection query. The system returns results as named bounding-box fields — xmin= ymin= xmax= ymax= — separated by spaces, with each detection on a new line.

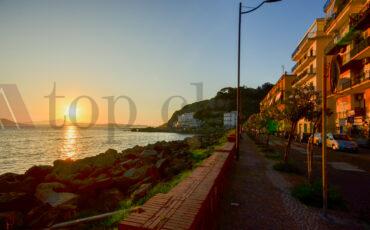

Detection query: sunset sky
xmin=0 ymin=0 xmax=325 ymax=126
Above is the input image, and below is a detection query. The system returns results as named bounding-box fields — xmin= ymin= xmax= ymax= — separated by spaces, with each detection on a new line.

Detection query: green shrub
xmin=291 ymin=180 xmax=346 ymax=210
xmin=103 ymin=171 xmax=191 ymax=226
xmin=190 ymin=149 xmax=210 ymax=162
xmin=273 ymin=161 xmax=301 ymax=174
xmin=264 ymin=152 xmax=282 ymax=160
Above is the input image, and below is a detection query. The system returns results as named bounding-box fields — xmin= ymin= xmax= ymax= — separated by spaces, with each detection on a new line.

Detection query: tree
xmin=259 ymin=106 xmax=279 ymax=145
xmin=277 ymin=84 xmax=320 ymax=163
xmin=305 ymin=108 xmax=321 ymax=184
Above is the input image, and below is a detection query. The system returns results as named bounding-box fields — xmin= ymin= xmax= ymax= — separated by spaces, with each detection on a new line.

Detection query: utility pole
xmin=236 ymin=2 xmax=242 ymax=160
xmin=322 ymin=56 xmax=328 ymax=215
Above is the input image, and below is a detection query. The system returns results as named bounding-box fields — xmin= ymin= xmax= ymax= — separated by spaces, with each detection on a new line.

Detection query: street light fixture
xmin=236 ymin=0 xmax=281 ymax=160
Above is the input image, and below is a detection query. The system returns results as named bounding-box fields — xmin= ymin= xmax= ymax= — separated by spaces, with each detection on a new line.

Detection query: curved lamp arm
xmin=241 ymin=0 xmax=281 ymax=14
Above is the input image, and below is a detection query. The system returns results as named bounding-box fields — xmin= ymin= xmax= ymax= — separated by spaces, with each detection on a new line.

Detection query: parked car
xmin=326 ymin=133 xmax=358 ymax=152
xmin=312 ymin=132 xmax=322 ymax=146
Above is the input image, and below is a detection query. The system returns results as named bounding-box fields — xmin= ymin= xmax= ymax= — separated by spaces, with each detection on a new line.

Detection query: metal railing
xmin=291 ymin=63 xmax=298 ymax=73
xmin=339 ymin=71 xmax=370 ymax=90
xmin=291 ymin=32 xmax=317 ymax=58
xmin=324 ymin=0 xmax=350 ymax=31
xmin=307 ymin=68 xmax=317 ymax=75
xmin=323 ymin=0 xmax=331 ymax=11
xmin=350 ymin=36 xmax=370 ymax=58
xmin=349 ymin=2 xmax=370 ymax=29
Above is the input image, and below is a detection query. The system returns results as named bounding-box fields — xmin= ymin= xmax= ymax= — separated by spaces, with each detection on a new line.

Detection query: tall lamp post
xmin=236 ymin=0 xmax=281 ymax=159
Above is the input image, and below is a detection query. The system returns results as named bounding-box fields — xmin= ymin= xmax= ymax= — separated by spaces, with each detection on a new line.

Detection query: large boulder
xmin=140 ymin=149 xmax=158 ymax=158
xmin=0 ymin=192 xmax=32 ymax=212
xmin=155 ymin=158 xmax=169 ymax=177
xmin=131 ymin=183 xmax=152 ymax=201
xmin=108 ymin=165 xmax=127 ymax=177
xmin=78 ymin=177 xmax=113 ymax=193
xmin=0 ymin=173 xmax=23 ymax=193
xmin=35 ymin=182 xmax=78 ymax=207
xmin=120 ymin=159 xmax=141 ymax=169
xmin=124 ymin=165 xmax=158 ymax=181
xmin=0 ymin=172 xmax=39 ymax=194
xmin=25 ymin=165 xmax=52 ymax=180
xmin=112 ymin=175 xmax=136 ymax=192
xmin=18 ymin=176 xmax=39 ymax=194
xmin=97 ymin=188 xmax=125 ymax=211
xmin=47 ymin=149 xmax=121 ymax=183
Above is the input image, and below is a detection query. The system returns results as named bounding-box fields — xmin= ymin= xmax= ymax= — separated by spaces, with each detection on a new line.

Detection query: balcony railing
xmin=307 ymin=68 xmax=317 ymax=75
xmin=291 ymin=63 xmax=298 ymax=73
xmin=350 ymin=2 xmax=370 ymax=30
xmin=338 ymin=70 xmax=370 ymax=91
xmin=292 ymin=68 xmax=317 ymax=85
xmin=341 ymin=79 xmax=352 ymax=90
xmin=324 ymin=0 xmax=331 ymax=11
xmin=350 ymin=36 xmax=370 ymax=58
xmin=325 ymin=27 xmax=355 ymax=55
xmin=353 ymin=71 xmax=370 ymax=84
xmin=291 ymin=32 xmax=316 ymax=59
xmin=293 ymin=53 xmax=316 ymax=73
xmin=341 ymin=37 xmax=370 ymax=65
xmin=324 ymin=0 xmax=350 ymax=32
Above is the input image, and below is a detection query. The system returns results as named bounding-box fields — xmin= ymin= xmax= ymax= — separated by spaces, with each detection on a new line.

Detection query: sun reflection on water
xmin=60 ymin=125 xmax=79 ymax=159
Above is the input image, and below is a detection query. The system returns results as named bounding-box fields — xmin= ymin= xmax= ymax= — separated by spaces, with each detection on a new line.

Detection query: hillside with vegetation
xmin=166 ymin=83 xmax=273 ymax=129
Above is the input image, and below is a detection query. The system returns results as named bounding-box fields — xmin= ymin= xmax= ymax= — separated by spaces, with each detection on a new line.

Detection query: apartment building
xmin=260 ymin=73 xmax=296 ymax=133
xmin=324 ymin=0 xmax=369 ymax=138
xmin=223 ymin=111 xmax=237 ymax=128
xmin=176 ymin=112 xmax=201 ymax=129
xmin=291 ymin=18 xmax=331 ymax=136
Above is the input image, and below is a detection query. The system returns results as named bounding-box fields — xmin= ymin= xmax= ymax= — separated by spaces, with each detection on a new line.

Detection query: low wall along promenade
xmin=119 ymin=141 xmax=236 ymax=230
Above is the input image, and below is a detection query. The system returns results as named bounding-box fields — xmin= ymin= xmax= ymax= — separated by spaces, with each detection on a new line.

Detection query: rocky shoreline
xmin=0 ymin=135 xmax=219 ymax=229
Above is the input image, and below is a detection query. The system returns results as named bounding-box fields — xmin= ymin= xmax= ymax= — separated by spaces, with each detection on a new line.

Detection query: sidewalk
xmin=215 ymin=135 xmax=351 ymax=230
xmin=268 ymin=135 xmax=370 ymax=223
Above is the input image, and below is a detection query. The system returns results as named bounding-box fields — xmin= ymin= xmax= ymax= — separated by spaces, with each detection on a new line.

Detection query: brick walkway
xmin=214 ymin=135 xmax=349 ymax=230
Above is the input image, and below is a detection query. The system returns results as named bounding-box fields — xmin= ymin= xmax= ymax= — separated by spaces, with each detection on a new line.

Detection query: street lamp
xmin=236 ymin=0 xmax=281 ymax=160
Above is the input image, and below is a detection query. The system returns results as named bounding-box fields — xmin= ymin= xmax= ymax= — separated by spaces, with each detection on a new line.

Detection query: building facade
xmin=260 ymin=73 xmax=297 ymax=133
xmin=176 ymin=112 xmax=201 ymax=128
xmin=223 ymin=111 xmax=237 ymax=128
xmin=324 ymin=0 xmax=369 ymax=138
xmin=291 ymin=18 xmax=331 ymax=136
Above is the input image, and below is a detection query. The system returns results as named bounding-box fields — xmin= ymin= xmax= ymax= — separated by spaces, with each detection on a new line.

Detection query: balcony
xmin=298 ymin=70 xmax=308 ymax=79
xmin=291 ymin=31 xmax=317 ymax=59
xmin=353 ymin=70 xmax=370 ymax=85
xmin=324 ymin=0 xmax=332 ymax=12
xmin=307 ymin=68 xmax=317 ymax=76
xmin=338 ymin=70 xmax=370 ymax=91
xmin=292 ymin=68 xmax=317 ymax=86
xmin=325 ymin=27 xmax=356 ymax=55
xmin=350 ymin=36 xmax=370 ymax=59
xmin=324 ymin=0 xmax=350 ymax=32
xmin=342 ymin=36 xmax=370 ymax=65
xmin=293 ymin=53 xmax=316 ymax=73
xmin=350 ymin=2 xmax=370 ymax=30
xmin=291 ymin=63 xmax=298 ymax=73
